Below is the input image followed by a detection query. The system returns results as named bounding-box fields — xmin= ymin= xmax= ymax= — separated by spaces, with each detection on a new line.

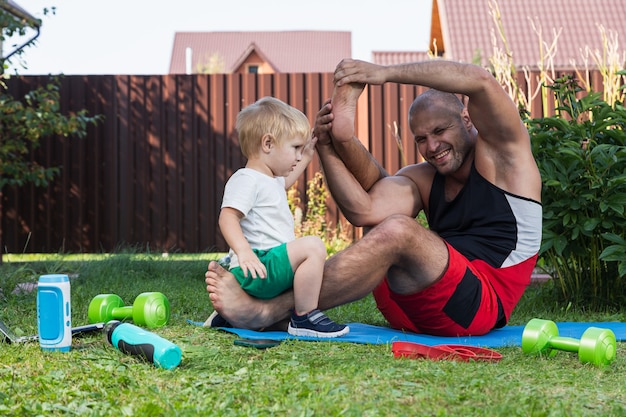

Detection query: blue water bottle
xmin=105 ymin=320 xmax=182 ymax=370
xmin=37 ymin=274 xmax=72 ymax=352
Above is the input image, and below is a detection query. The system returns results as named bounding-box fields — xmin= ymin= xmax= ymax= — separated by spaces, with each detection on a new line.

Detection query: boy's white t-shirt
xmin=221 ymin=168 xmax=295 ymax=269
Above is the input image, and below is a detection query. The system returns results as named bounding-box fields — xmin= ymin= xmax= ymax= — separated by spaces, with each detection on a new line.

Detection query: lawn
xmin=1 ymin=253 xmax=625 ymax=416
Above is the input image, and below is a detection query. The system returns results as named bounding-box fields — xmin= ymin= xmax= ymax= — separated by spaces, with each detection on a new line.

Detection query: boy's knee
xmin=302 ymin=235 xmax=327 ymax=257
xmin=313 ymin=236 xmax=327 ymax=258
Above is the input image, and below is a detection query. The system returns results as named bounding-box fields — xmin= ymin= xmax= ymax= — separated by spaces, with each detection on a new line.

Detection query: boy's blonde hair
xmin=236 ymin=96 xmax=311 ymax=158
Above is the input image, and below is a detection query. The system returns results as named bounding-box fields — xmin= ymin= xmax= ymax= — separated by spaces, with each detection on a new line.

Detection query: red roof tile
xmin=436 ymin=0 xmax=626 ymax=70
xmin=169 ymin=31 xmax=351 ymax=74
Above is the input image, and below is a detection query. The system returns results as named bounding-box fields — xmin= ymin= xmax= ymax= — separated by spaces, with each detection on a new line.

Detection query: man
xmin=206 ymin=59 xmax=542 ymax=336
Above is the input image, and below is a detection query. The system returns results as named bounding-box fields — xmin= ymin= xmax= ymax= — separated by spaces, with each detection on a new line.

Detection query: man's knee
xmin=374 ymin=214 xmax=428 ymax=246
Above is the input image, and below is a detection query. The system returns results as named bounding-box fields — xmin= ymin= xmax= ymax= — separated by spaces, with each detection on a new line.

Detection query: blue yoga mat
xmin=189 ymin=320 xmax=626 ymax=348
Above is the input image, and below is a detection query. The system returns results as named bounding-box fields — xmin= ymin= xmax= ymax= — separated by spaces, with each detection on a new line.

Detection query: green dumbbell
xmin=521 ymin=318 xmax=616 ymax=366
xmin=88 ymin=292 xmax=170 ymax=328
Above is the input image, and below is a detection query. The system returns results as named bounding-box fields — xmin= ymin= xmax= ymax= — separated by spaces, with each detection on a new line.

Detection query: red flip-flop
xmin=391 ymin=341 xmax=502 ymax=362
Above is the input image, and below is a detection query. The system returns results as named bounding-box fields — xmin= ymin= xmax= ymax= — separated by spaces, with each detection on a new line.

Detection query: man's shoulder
xmin=394 ymin=162 xmax=436 ymax=206
xmin=396 ymin=161 xmax=435 ymax=182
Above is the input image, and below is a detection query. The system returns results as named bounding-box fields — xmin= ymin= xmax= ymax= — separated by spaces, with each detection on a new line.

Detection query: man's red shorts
xmin=372 ymin=242 xmax=534 ymax=336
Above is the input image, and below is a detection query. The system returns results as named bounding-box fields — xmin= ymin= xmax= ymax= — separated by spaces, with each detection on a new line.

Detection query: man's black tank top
xmin=428 ymin=164 xmax=542 ymax=269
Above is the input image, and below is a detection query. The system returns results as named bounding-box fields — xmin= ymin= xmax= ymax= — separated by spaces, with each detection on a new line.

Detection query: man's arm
xmin=334 ymin=59 xmax=524 ymax=149
xmin=334 ymin=59 xmax=540 ymax=200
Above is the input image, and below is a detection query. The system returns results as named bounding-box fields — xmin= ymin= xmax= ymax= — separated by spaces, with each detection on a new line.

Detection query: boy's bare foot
xmin=205 ymin=261 xmax=292 ymax=330
xmin=330 ymin=82 xmax=365 ymax=143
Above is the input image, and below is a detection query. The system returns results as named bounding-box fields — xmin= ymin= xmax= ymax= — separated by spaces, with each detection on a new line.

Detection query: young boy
xmin=205 ymin=96 xmax=349 ymax=338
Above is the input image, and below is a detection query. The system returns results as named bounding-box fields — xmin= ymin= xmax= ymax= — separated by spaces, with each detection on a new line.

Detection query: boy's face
xmin=268 ymin=135 xmax=308 ymax=177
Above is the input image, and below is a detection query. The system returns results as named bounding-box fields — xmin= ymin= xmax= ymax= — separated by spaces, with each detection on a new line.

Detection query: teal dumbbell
xmin=88 ymin=292 xmax=170 ymax=328
xmin=521 ymin=318 xmax=616 ymax=366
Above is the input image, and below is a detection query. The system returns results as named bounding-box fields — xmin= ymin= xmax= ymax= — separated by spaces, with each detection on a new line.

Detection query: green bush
xmin=528 ymin=75 xmax=626 ymax=308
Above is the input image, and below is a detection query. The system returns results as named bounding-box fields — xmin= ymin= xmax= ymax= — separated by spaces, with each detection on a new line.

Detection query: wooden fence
xmin=0 ymin=70 xmax=606 ymax=254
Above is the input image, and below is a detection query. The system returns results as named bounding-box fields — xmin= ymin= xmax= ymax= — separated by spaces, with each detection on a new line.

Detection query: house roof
xmin=435 ymin=0 xmax=626 ymax=70
xmin=169 ymin=31 xmax=351 ymax=74
xmin=1 ymin=0 xmax=40 ymax=27
xmin=372 ymin=51 xmax=431 ymax=66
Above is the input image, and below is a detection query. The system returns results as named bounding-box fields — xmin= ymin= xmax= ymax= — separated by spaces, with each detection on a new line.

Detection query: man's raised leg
xmin=327 ymin=82 xmax=384 ymax=191
xmin=330 ymin=82 xmax=365 ymax=143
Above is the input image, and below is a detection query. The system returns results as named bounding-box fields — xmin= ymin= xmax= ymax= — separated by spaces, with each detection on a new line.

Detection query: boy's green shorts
xmin=230 ymin=243 xmax=294 ymax=299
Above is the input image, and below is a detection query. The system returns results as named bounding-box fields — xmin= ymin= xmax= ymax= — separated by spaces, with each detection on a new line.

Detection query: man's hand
xmin=334 ymin=59 xmax=387 ymax=87
xmin=313 ymin=99 xmax=333 ymax=147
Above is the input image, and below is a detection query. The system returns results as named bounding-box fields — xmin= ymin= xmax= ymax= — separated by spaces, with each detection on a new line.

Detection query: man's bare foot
xmin=205 ymin=261 xmax=292 ymax=330
xmin=205 ymin=261 xmax=261 ymax=329
xmin=331 ymin=82 xmax=365 ymax=143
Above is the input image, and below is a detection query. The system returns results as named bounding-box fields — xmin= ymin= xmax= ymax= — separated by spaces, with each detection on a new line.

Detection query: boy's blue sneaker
xmin=204 ymin=311 xmax=232 ymax=328
xmin=288 ymin=309 xmax=349 ymax=338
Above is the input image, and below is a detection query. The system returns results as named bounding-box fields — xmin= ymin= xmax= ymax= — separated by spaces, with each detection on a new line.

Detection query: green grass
xmin=1 ymin=254 xmax=625 ymax=416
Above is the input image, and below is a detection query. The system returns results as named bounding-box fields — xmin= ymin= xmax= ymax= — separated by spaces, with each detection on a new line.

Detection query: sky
xmin=3 ymin=0 xmax=433 ymax=75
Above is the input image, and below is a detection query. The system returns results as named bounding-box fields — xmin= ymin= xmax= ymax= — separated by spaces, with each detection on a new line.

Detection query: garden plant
xmin=528 ymin=75 xmax=626 ymax=309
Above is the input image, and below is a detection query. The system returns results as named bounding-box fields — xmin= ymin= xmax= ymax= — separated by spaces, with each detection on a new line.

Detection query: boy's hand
xmin=302 ymin=135 xmax=318 ymax=159
xmin=236 ymin=249 xmax=267 ymax=279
